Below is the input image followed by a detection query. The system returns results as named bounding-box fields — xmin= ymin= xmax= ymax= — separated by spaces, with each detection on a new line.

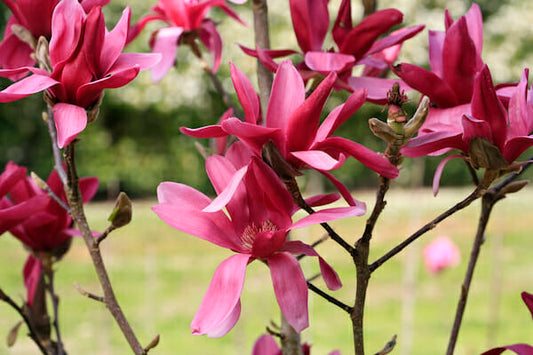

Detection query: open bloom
xmin=423 ymin=236 xmax=460 ymax=274
xmin=182 ymin=60 xmax=398 ymax=205
xmin=128 ymin=0 xmax=245 ymax=82
xmin=242 ymin=0 xmax=423 ymax=97
xmin=1 ymin=163 xmax=98 ymax=304
xmin=403 ymin=66 xmax=533 ymax=193
xmin=0 ymin=0 xmax=160 ymax=147
xmin=153 ymin=143 xmax=364 ymax=336
xmin=0 ymin=0 xmax=110 ymax=75
xmin=481 ymin=292 xmax=533 ymax=355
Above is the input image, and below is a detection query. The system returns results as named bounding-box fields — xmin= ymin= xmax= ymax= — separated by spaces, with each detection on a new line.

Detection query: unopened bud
xmin=30 ymin=172 xmax=48 ymax=190
xmin=144 ymin=334 xmax=160 ymax=352
xmin=499 ymin=180 xmax=529 ymax=195
xmin=468 ymin=137 xmax=508 ymax=170
xmin=369 ymin=118 xmax=400 ymax=144
xmin=108 ymin=192 xmax=132 ymax=229
xmin=6 ymin=321 xmax=23 ymax=347
xmin=404 ymin=96 xmax=430 ymax=137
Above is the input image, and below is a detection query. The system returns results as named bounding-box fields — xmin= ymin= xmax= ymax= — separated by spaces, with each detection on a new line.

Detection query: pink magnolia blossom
xmin=181 ymin=60 xmax=398 ymax=205
xmin=0 ymin=0 xmax=161 ymax=148
xmin=242 ymin=0 xmax=423 ymax=98
xmin=423 ymin=236 xmax=460 ymax=274
xmin=0 ymin=0 xmax=110 ymax=76
xmin=481 ymin=292 xmax=533 ymax=355
xmin=403 ymin=66 xmax=533 ymax=194
xmin=152 ymin=143 xmax=364 ymax=337
xmin=1 ymin=163 xmax=98 ymax=305
xmin=128 ymin=0 xmax=246 ymax=82
xmin=251 ymin=334 xmax=341 ymax=355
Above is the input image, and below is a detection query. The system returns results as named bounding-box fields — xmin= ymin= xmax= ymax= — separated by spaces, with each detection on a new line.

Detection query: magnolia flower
xmin=128 ymin=0 xmax=245 ymax=82
xmin=423 ymin=236 xmax=460 ymax=274
xmin=0 ymin=0 xmax=161 ymax=148
xmin=0 ymin=163 xmax=98 ymax=305
xmin=251 ymin=334 xmax=341 ymax=355
xmin=0 ymin=0 xmax=110 ymax=76
xmin=481 ymin=292 xmax=533 ymax=355
xmin=242 ymin=0 xmax=423 ymax=97
xmin=153 ymin=143 xmax=364 ymax=336
xmin=182 ymin=60 xmax=398 ymax=205
xmin=403 ymin=66 xmax=533 ymax=194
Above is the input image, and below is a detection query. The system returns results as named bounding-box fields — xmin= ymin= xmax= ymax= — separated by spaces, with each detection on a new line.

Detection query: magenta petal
xmin=221 ymin=117 xmax=281 ymax=156
xmin=53 ymin=103 xmax=87 ymax=148
xmin=0 ymin=195 xmax=49 ymax=235
xmin=0 ymin=162 xmax=27 ymax=197
xmin=290 ymin=0 xmax=328 ymax=52
xmin=80 ymin=176 xmax=99 ymax=203
xmin=199 ymin=20 xmax=223 ymax=73
xmin=180 ymin=125 xmax=227 ymax=138
xmin=266 ymin=60 xmax=305 ymax=134
xmin=154 ymin=182 xmax=240 ymax=250
xmin=504 ymin=136 xmax=533 ymax=165
xmin=348 ymin=77 xmax=408 ymax=104
xmin=428 ymin=30 xmax=445 ymax=77
xmin=206 ymin=300 xmax=241 ymax=338
xmin=304 ymin=52 xmax=355 ymax=73
xmin=230 ymin=62 xmax=260 ymax=124
xmin=191 ymin=254 xmax=250 ymax=336
xmin=432 ymin=155 xmax=464 ymax=196
xmin=291 ymin=205 xmax=366 ymax=231
xmin=112 ymin=53 xmax=161 ymax=72
xmin=402 ymin=131 xmax=465 ymax=157
xmin=291 ymin=150 xmax=344 ymax=171
xmin=23 ymin=255 xmax=42 ymax=307
xmin=268 ymin=252 xmax=309 ymax=332
xmin=0 ymin=74 xmax=58 ymax=103
xmin=100 ymin=7 xmax=130 ymax=74
xmin=521 ymin=292 xmax=533 ymax=320
xmin=319 ymin=170 xmax=357 ymax=206
xmin=50 ymin=0 xmax=85 ymax=67
xmin=507 ymin=69 xmax=530 ymax=138
xmin=481 ymin=344 xmax=533 ymax=355
xmin=366 ymin=24 xmax=425 ymax=56
xmin=304 ymin=193 xmax=340 ymax=208
xmin=281 ymin=241 xmax=342 ymax=291
xmin=252 ymin=334 xmax=280 ymax=355
xmin=203 ymin=166 xmax=248 ymax=212
xmin=394 ymin=63 xmax=457 ymax=107
xmin=151 ymin=27 xmax=184 ymax=82
xmin=464 ymin=3 xmax=483 ymax=58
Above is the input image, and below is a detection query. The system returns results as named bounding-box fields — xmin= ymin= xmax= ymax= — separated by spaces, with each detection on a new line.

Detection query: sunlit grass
xmin=0 ymin=187 xmax=532 ymax=354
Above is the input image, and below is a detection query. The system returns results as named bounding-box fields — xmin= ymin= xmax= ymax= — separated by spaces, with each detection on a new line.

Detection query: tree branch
xmin=307 ymin=282 xmax=353 ymax=313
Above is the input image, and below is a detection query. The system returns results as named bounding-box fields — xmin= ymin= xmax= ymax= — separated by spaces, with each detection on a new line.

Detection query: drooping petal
xmin=365 ymin=25 xmax=425 ymax=57
xmin=281 ymin=241 xmax=342 ymax=291
xmin=432 ymin=154 xmax=465 ymax=196
xmin=522 ymin=292 xmax=533 ymax=320
xmin=199 ymin=19 xmax=223 ymax=73
xmin=191 ymin=254 xmax=250 ymax=337
xmin=53 ymin=103 xmax=88 ymax=148
xmin=268 ymin=252 xmax=308 ymax=332
xmin=290 ymin=205 xmax=366 ymax=230
xmin=319 ymin=170 xmax=358 ymax=207
xmin=23 ymin=255 xmax=42 ymax=307
xmin=0 ymin=74 xmax=58 ymax=103
xmin=206 ymin=300 xmax=241 ymax=338
xmin=150 ymin=27 xmax=184 ymax=82
xmin=153 ymin=182 xmax=240 ymax=250
xmin=402 ymin=131 xmax=466 ymax=157
xmin=180 ymin=124 xmax=227 ymax=138
xmin=304 ymin=52 xmax=355 ymax=74
xmin=202 ymin=165 xmax=248 ymax=213
xmin=315 ymin=136 xmax=399 ymax=178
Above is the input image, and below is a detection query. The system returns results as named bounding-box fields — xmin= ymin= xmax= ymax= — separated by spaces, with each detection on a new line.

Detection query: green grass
xmin=1 ymin=187 xmax=532 ymax=354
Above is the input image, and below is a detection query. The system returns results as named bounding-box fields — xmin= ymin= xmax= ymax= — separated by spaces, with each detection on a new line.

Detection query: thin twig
xmin=307 ymin=282 xmax=353 ymax=314
xmin=95 ymin=226 xmax=115 ymax=247
xmin=63 ymin=144 xmax=145 ymax=354
xmin=44 ymin=270 xmax=65 ymax=355
xmin=252 ymin=0 xmax=273 ymax=117
xmin=73 ymin=283 xmax=104 ymax=303
xmin=369 ymin=186 xmax=483 ymax=273
xmin=0 ymin=288 xmax=48 ymax=354
xmin=446 ymin=190 xmax=502 ymax=354
xmin=374 ymin=334 xmax=397 ymax=355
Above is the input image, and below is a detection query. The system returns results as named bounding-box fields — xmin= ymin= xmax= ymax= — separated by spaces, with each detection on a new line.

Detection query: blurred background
xmin=1 ymin=0 xmax=533 ymax=354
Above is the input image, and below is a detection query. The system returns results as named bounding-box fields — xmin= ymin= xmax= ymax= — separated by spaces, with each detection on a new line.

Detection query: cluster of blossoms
xmin=0 ymin=0 xmax=532 ymax=353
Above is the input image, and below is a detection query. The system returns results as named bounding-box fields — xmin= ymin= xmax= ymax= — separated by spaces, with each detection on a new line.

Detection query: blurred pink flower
xmin=0 ymin=0 xmax=160 ymax=147
xmin=251 ymin=334 xmax=340 ymax=355
xmin=423 ymin=236 xmax=460 ymax=274
xmin=182 ymin=60 xmax=398 ymax=205
xmin=153 ymin=143 xmax=364 ymax=337
xmin=481 ymin=292 xmax=533 ymax=355
xmin=128 ymin=0 xmax=246 ymax=82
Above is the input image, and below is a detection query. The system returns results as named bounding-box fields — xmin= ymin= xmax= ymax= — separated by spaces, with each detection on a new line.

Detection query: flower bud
xmin=468 ymin=137 xmax=508 ymax=170
xmin=108 ymin=192 xmax=132 ymax=229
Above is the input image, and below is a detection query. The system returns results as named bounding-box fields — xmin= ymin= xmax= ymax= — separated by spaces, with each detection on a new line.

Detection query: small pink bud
xmin=423 ymin=236 xmax=460 ymax=274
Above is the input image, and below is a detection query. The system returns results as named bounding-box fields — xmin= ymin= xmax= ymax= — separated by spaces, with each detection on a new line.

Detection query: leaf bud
xmin=108 ymin=192 xmax=132 ymax=229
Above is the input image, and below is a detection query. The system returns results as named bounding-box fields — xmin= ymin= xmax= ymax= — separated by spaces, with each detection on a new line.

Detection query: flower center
xmin=240 ymin=221 xmax=278 ymax=250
